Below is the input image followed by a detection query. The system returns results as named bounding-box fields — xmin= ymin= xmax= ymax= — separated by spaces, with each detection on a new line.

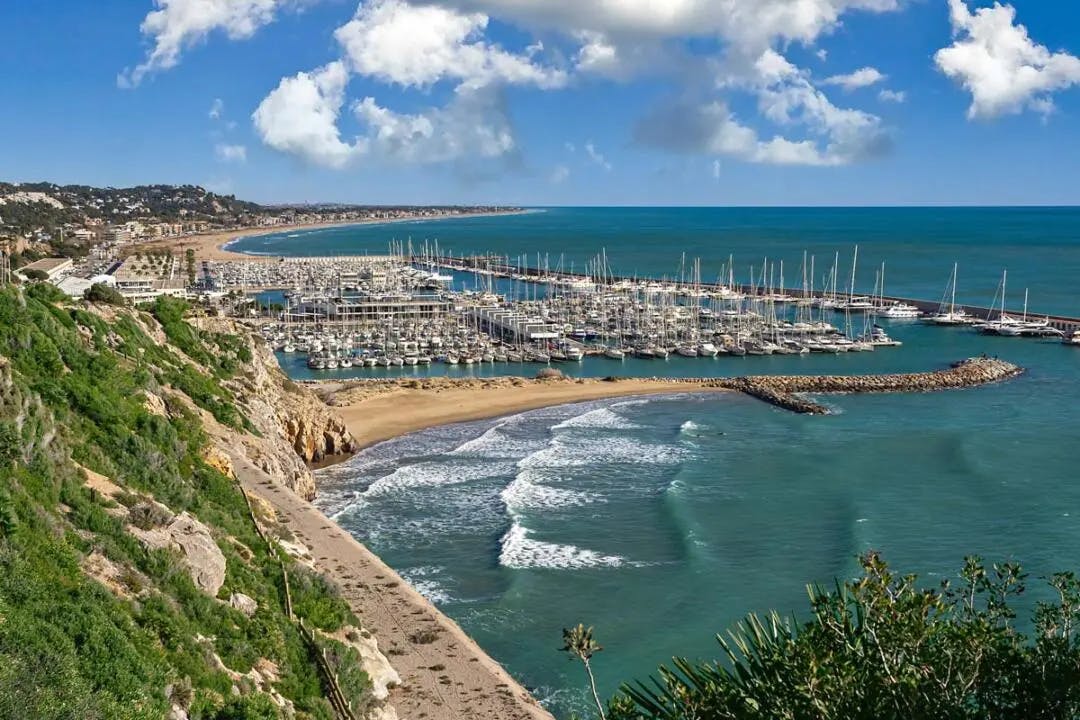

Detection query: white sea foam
xmin=498 ymin=522 xmax=625 ymax=569
xmin=519 ymin=435 xmax=685 ymax=469
xmin=552 ymin=407 xmax=641 ymax=431
xmin=500 ymin=469 xmax=597 ymax=513
xmin=363 ymin=460 xmax=509 ymax=497
xmin=680 ymin=420 xmax=701 ymax=433
xmin=399 ymin=566 xmax=454 ymax=604
xmin=448 ymin=419 xmax=543 ymax=459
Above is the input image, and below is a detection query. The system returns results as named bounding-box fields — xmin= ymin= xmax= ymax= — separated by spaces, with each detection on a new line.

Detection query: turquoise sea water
xmin=231 ymin=207 xmax=1080 ymax=315
xmin=246 ymin=209 xmax=1080 ymax=718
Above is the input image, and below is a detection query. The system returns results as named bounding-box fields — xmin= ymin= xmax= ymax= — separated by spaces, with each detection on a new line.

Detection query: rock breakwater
xmin=725 ymin=356 xmax=1022 ymax=414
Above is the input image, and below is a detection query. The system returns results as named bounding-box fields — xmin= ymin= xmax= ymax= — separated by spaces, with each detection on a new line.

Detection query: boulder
xmin=229 ymin=592 xmax=259 ymax=617
xmin=130 ymin=512 xmax=227 ymax=596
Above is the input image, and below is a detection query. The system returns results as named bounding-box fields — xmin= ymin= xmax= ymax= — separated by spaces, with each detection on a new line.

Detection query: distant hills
xmin=0 ymin=181 xmax=513 ymax=260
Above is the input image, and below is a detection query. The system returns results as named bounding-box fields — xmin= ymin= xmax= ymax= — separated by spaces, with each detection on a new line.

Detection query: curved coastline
xmin=244 ymin=359 xmax=1022 ymax=719
xmin=132 ymin=208 xmax=541 ymax=262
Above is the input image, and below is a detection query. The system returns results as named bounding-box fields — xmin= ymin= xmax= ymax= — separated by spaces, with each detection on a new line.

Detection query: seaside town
xmin=3 ymin=184 xmax=1077 ymax=376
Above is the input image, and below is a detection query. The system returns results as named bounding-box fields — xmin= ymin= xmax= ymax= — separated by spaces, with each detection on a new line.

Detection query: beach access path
xmin=231 ymin=451 xmax=556 ymax=720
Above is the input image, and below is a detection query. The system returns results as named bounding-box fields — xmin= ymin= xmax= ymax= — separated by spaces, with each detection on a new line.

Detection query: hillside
xmin=0 ymin=286 xmax=396 ymax=720
xmin=0 ymin=183 xmax=260 ymax=236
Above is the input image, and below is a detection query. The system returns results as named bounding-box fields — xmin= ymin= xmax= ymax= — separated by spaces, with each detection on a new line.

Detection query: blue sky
xmin=2 ymin=0 xmax=1079 ymax=206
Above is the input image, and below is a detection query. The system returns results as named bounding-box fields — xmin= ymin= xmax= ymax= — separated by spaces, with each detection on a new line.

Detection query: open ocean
xmin=242 ymin=208 xmax=1080 ymax=718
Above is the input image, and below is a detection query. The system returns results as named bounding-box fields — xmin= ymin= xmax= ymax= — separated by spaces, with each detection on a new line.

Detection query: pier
xmin=432 ymin=255 xmax=1080 ymax=332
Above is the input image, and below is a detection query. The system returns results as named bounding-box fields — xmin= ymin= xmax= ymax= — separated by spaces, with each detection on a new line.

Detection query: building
xmin=286 ymin=292 xmax=452 ymax=323
xmin=17 ymin=256 xmax=73 ymax=281
xmin=57 ymin=274 xmax=115 ymax=299
xmin=104 ymin=226 xmax=132 ymax=244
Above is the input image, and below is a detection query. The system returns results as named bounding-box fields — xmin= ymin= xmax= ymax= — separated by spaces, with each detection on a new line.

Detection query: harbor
xmin=205 ymin=247 xmax=1080 ymax=375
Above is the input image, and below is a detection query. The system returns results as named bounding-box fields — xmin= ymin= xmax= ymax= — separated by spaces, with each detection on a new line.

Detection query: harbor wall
xmin=435 ymin=255 xmax=1080 ymax=332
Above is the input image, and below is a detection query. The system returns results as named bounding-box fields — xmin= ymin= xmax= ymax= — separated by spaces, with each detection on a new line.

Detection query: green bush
xmin=85 ymin=283 xmax=126 ymax=306
xmin=608 ymin=553 xmax=1080 ymax=720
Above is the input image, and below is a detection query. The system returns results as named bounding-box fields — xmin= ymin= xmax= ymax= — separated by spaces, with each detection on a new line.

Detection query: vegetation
xmin=601 ymin=552 xmax=1080 ymax=720
xmin=562 ymin=624 xmax=607 ymax=720
xmin=0 ymin=285 xmax=369 ymax=718
xmin=85 ymin=282 xmax=126 ymax=306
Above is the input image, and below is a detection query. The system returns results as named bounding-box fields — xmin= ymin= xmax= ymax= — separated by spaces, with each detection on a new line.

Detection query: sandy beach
xmin=313 ymin=376 xmax=729 ymax=451
xmin=129 ymin=209 xmax=533 ymax=262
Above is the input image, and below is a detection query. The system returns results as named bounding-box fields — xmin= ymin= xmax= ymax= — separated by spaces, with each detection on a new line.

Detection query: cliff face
xmin=190 ymin=316 xmax=356 ymax=500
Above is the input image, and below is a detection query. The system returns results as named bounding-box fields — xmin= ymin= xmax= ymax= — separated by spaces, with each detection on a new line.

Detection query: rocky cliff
xmin=188 ymin=316 xmax=356 ymax=499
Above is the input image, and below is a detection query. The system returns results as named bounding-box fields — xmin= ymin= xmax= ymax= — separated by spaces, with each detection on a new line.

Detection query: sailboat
xmin=923 ymin=263 xmax=970 ymax=325
xmin=978 ymin=270 xmax=1022 ymax=336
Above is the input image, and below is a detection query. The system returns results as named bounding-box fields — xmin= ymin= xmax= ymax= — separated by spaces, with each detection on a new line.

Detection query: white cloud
xmin=636 ymin=49 xmax=890 ymax=167
xmin=550 ymin=164 xmax=570 ymax=183
xmin=120 ymin=0 xmax=306 ymax=87
xmin=441 ymin=0 xmax=898 ymax=52
xmin=248 ymin=0 xmax=902 ymax=170
xmin=712 ymin=159 xmax=721 ymax=179
xmin=215 ymin=143 xmax=247 ymax=162
xmin=878 ymin=89 xmax=906 ymax=103
xmin=252 ymin=61 xmax=368 ymax=168
xmin=209 ymin=98 xmax=224 ymax=119
xmin=822 ymin=66 xmax=886 ymax=90
xmin=935 ymin=0 xmax=1080 ymax=118
xmin=585 ymin=142 xmax=612 ymax=170
xmin=334 ymin=0 xmax=566 ymax=90
xmin=352 ymin=87 xmax=515 ymax=164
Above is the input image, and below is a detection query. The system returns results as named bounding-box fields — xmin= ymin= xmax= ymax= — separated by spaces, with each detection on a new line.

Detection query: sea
xmin=238 ymin=208 xmax=1080 ymax=718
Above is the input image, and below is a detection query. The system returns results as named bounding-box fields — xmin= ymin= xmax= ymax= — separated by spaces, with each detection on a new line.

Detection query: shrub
xmin=608 ymin=553 xmax=1080 ymax=720
xmin=86 ymin=283 xmax=126 ymax=306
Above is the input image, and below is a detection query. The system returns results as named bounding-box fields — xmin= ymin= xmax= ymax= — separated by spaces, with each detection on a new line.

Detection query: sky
xmin=2 ymin=0 xmax=1080 ymax=206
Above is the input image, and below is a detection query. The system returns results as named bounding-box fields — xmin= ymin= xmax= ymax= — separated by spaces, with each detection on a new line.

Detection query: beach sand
xmin=315 ymin=376 xmax=729 ymax=451
xmin=232 ymin=376 xmax=725 ymax=719
xmin=128 ymin=209 xmax=531 ymax=262
xmin=232 ymin=451 xmax=556 ymax=720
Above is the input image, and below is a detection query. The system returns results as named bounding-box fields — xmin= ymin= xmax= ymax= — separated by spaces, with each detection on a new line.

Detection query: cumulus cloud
xmin=441 ymin=0 xmax=898 ymax=52
xmin=822 ymin=67 xmax=886 ymax=90
xmin=334 ymin=0 xmax=565 ymax=90
xmin=636 ymin=49 xmax=890 ymax=167
xmin=246 ymin=0 xmax=902 ymax=170
xmin=878 ymin=89 xmax=906 ymax=103
xmin=120 ymin=0 xmax=308 ymax=87
xmin=935 ymin=0 xmax=1080 ymax=118
xmin=215 ymin=143 xmax=247 ymax=162
xmin=352 ymin=88 xmax=516 ymax=164
xmin=252 ymin=61 xmax=368 ymax=168
xmin=208 ymin=98 xmax=224 ymax=119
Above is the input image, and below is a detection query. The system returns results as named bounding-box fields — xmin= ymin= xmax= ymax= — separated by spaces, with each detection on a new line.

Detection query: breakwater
xmin=668 ymin=356 xmax=1022 ymax=414
xmin=314 ymin=357 xmax=1023 ymax=419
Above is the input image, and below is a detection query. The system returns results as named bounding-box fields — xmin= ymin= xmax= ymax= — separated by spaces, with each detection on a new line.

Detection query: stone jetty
xmin=721 ymin=356 xmax=1023 ymax=414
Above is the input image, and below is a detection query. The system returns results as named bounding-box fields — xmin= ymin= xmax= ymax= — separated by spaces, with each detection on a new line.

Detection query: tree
xmin=85 ymin=283 xmax=126 ymax=306
xmin=562 ymin=624 xmax=606 ymax=720
xmin=21 ymin=268 xmax=48 ymax=281
xmin=606 ymin=553 xmax=1080 ymax=720
xmin=185 ymin=248 xmax=197 ymax=286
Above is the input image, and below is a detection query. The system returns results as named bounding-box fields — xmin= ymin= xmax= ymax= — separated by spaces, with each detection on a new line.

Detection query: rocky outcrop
xmin=189 ymin=317 xmax=357 ymax=499
xmin=129 ymin=507 xmax=227 ymax=596
xmin=230 ymin=592 xmax=259 ymax=617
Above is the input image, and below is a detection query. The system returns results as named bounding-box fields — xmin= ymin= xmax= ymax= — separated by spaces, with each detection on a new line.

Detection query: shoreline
xmin=312 ymin=377 xmax=730 ymax=457
xmin=130 ymin=208 xmax=537 ymax=262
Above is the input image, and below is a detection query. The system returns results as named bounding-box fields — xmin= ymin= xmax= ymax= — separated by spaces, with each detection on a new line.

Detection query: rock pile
xmin=730 ymin=356 xmax=1022 ymax=414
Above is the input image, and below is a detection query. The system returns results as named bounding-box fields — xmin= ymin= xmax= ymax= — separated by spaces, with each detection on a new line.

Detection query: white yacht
xmin=879 ymin=302 xmax=920 ymax=319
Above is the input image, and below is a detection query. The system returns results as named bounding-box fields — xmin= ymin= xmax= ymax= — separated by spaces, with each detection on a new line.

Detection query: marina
xmin=213 ymin=245 xmax=1078 ymax=376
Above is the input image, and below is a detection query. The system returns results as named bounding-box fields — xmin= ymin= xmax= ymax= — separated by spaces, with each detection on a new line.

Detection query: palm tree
xmin=561 ymin=624 xmax=606 ymax=720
